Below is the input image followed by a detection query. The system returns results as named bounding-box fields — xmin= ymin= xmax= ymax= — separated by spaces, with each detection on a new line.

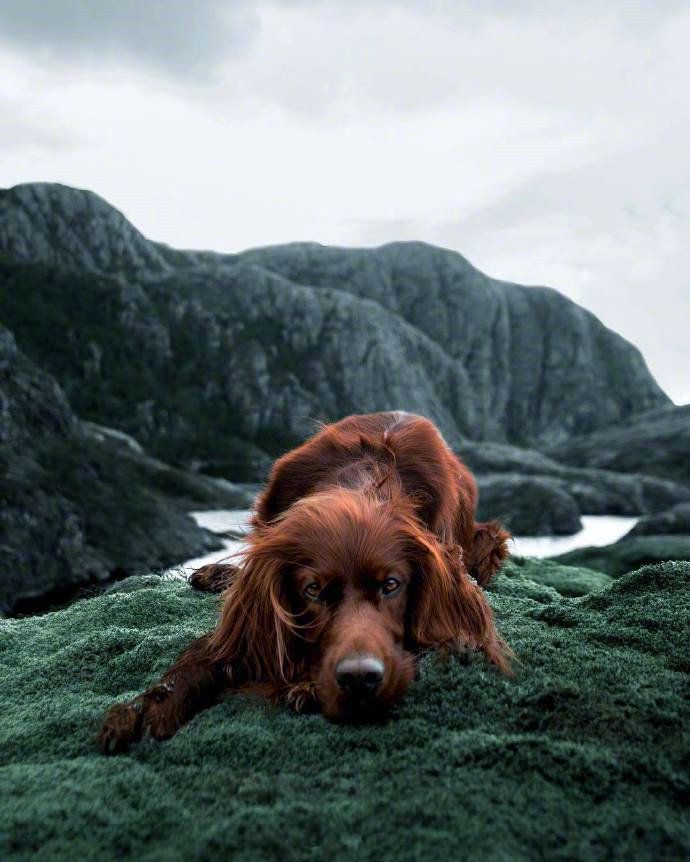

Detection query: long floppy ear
xmin=207 ymin=529 xmax=299 ymax=687
xmin=407 ymin=527 xmax=512 ymax=674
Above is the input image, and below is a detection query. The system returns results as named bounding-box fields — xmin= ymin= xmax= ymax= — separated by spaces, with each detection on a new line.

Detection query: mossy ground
xmin=1 ymin=561 xmax=688 ymax=861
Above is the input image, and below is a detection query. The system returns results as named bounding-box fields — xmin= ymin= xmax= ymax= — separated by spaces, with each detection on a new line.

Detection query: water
xmin=173 ymin=510 xmax=638 ymax=578
xmin=509 ymin=515 xmax=638 ymax=558
xmin=172 ymin=510 xmax=253 ymax=578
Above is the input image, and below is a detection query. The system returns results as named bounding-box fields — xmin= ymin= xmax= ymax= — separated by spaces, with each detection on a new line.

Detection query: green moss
xmin=502 ymin=556 xmax=613 ymax=597
xmin=1 ymin=562 xmax=688 ymax=861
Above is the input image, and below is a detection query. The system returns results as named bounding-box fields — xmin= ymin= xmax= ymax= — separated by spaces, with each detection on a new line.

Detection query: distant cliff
xmin=545 ymin=405 xmax=690 ymax=484
xmin=0 ymin=323 xmax=251 ymax=613
xmin=0 ymin=182 xmax=670 ymax=478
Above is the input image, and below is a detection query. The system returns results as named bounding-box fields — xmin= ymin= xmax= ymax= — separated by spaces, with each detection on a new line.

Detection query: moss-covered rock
xmin=554 ymin=535 xmax=690 ymax=576
xmin=1 ymin=561 xmax=688 ymax=861
xmin=476 ymin=473 xmax=582 ymax=535
xmin=499 ymin=555 xmax=613 ymax=597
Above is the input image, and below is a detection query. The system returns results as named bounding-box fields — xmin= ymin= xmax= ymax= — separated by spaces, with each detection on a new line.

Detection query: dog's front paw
xmin=285 ymin=681 xmax=319 ymax=714
xmin=98 ymin=700 xmax=146 ymax=754
xmin=97 ymin=685 xmax=178 ymax=754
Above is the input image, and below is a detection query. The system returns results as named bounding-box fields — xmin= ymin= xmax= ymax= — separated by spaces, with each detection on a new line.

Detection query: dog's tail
xmin=468 ymin=520 xmax=511 ymax=587
xmin=188 ymin=563 xmax=239 ymax=594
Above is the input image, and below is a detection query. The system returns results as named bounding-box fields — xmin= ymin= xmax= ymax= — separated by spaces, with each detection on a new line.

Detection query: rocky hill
xmin=0 ymin=182 xmax=671 ymax=478
xmin=1 ymin=181 xmax=688 ymax=603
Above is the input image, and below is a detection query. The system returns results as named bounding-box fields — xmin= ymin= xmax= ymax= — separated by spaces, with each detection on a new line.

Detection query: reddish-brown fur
xmin=98 ymin=412 xmax=511 ymax=753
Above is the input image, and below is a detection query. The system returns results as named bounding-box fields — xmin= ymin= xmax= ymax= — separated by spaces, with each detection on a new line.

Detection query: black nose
xmin=335 ymin=655 xmax=384 ymax=699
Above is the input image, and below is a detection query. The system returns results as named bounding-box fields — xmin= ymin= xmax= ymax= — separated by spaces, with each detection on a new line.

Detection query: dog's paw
xmin=98 ymin=700 xmax=146 ymax=755
xmin=97 ymin=685 xmax=178 ymax=754
xmin=285 ymin=681 xmax=319 ymax=714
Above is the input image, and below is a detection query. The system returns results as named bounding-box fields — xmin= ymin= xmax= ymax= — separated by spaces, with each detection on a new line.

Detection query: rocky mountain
xmin=0 ymin=323 xmax=252 ymax=614
xmin=0 ymin=182 xmax=671 ymax=480
xmin=1 ymin=181 xmax=688 ymax=599
xmin=545 ymin=405 xmax=690 ymax=484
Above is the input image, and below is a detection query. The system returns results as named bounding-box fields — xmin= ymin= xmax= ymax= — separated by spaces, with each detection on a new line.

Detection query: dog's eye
xmin=303 ymin=581 xmax=321 ymax=600
xmin=381 ymin=576 xmax=401 ymax=596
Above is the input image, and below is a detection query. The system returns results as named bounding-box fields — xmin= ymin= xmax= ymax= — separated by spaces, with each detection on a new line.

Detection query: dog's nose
xmin=335 ymin=654 xmax=384 ymax=698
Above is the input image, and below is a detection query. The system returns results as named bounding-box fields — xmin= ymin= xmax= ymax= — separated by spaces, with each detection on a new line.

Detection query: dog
xmin=98 ymin=412 xmax=511 ymax=752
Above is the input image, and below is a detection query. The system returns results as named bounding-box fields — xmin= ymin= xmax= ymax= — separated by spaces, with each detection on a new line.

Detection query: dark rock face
xmin=0 ymin=324 xmax=253 ymax=614
xmin=627 ymin=502 xmax=690 ymax=536
xmin=466 ymin=441 xmax=690 ymax=535
xmin=239 ymin=243 xmax=670 ymax=446
xmin=0 ymin=182 xmax=174 ymax=274
xmin=476 ymin=474 xmax=582 ymax=535
xmin=0 ymin=182 xmax=670 ymax=478
xmin=545 ymin=405 xmax=690 ymax=484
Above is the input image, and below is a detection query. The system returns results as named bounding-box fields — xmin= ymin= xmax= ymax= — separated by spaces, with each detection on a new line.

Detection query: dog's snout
xmin=335 ymin=654 xmax=384 ymax=698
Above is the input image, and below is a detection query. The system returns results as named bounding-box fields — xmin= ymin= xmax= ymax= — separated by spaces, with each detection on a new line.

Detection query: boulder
xmin=464 ymin=441 xmax=690 ymax=516
xmin=625 ymin=502 xmax=690 ymax=536
xmin=476 ymin=474 xmax=582 ymax=535
xmin=465 ymin=441 xmax=690 ymax=536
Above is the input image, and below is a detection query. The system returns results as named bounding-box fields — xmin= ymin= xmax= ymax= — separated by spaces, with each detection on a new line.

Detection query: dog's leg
xmin=469 ymin=520 xmax=511 ymax=586
xmin=98 ymin=634 xmax=226 ymax=754
xmin=189 ymin=563 xmax=238 ymax=593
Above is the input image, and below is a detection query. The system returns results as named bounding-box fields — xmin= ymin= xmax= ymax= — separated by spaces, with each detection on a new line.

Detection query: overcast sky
xmin=1 ymin=0 xmax=688 ymax=403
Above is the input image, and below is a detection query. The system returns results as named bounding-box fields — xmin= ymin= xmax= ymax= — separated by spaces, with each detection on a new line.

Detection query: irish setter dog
xmin=99 ymin=412 xmax=511 ymax=753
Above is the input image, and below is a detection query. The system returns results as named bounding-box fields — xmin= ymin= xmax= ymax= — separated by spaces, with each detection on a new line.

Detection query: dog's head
xmin=210 ymin=488 xmax=510 ymax=720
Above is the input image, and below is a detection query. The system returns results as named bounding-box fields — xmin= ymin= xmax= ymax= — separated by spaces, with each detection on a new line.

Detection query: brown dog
xmin=98 ymin=412 xmax=511 ymax=752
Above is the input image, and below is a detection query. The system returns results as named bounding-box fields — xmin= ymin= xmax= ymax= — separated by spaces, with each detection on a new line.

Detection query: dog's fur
xmin=98 ymin=412 xmax=511 ymax=752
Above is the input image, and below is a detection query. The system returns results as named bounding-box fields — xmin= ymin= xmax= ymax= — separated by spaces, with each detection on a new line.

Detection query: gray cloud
xmin=0 ymin=0 xmax=259 ymax=80
xmin=210 ymin=0 xmax=689 ymax=123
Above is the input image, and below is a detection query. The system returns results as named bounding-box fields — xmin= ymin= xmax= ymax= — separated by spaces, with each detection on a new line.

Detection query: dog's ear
xmin=208 ymin=529 xmax=298 ymax=685
xmin=406 ymin=525 xmax=512 ymax=674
